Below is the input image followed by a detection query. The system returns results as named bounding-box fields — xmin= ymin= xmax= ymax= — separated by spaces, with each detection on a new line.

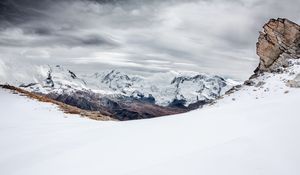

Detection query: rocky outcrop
xmin=255 ymin=18 xmax=300 ymax=73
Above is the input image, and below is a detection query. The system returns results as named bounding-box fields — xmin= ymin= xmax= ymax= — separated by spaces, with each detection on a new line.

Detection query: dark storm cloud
xmin=0 ymin=0 xmax=299 ymax=81
xmin=21 ymin=26 xmax=54 ymax=36
xmin=0 ymin=0 xmax=119 ymax=28
xmin=0 ymin=32 xmax=118 ymax=48
xmin=0 ymin=0 xmax=55 ymax=27
xmin=0 ymin=0 xmax=199 ymax=27
xmin=0 ymin=0 xmax=120 ymax=48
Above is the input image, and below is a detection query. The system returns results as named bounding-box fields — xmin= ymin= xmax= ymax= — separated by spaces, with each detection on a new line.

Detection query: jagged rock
xmin=101 ymin=70 xmax=133 ymax=90
xmin=19 ymin=83 xmax=38 ymax=88
xmin=68 ymin=70 xmax=77 ymax=79
xmin=255 ymin=81 xmax=266 ymax=87
xmin=255 ymin=18 xmax=300 ymax=73
xmin=225 ymin=85 xmax=242 ymax=95
xmin=244 ymin=80 xmax=255 ymax=86
xmin=44 ymin=70 xmax=54 ymax=88
xmin=286 ymin=74 xmax=300 ymax=88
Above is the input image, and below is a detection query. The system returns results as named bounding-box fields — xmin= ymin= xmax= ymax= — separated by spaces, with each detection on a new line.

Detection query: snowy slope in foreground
xmin=1 ymin=63 xmax=300 ymax=175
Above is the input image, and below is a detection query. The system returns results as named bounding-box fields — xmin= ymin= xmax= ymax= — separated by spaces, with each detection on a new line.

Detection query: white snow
xmin=0 ymin=61 xmax=300 ymax=175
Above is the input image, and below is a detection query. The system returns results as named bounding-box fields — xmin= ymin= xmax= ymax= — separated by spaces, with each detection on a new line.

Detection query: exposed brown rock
xmin=255 ymin=18 xmax=300 ymax=73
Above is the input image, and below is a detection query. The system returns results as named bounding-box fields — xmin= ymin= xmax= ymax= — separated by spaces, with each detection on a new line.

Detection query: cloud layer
xmin=0 ymin=0 xmax=299 ymax=80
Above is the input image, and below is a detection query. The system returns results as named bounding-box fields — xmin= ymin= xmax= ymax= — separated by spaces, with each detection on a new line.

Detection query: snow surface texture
xmin=0 ymin=60 xmax=300 ymax=175
xmin=2 ymin=65 xmax=235 ymax=107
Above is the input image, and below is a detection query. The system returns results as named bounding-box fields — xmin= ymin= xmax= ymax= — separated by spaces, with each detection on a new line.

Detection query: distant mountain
xmin=4 ymin=64 xmax=236 ymax=120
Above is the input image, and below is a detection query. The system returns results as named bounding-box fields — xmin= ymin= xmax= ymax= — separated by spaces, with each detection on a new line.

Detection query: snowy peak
xmin=102 ymin=70 xmax=131 ymax=83
xmin=21 ymin=65 xmax=88 ymax=94
xmin=86 ymin=70 xmax=144 ymax=94
xmin=43 ymin=69 xmax=54 ymax=88
xmin=101 ymin=70 xmax=134 ymax=91
xmin=169 ymin=74 xmax=230 ymax=106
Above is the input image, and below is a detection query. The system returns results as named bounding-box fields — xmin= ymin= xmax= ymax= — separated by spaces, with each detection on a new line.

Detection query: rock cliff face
xmin=255 ymin=18 xmax=300 ymax=73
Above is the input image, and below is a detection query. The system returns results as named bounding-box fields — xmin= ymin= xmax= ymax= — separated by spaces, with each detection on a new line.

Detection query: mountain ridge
xmin=3 ymin=65 xmax=234 ymax=120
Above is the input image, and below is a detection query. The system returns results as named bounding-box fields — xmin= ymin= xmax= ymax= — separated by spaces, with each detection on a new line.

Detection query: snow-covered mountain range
xmin=17 ymin=65 xmax=235 ymax=107
xmin=0 ymin=64 xmax=237 ymax=120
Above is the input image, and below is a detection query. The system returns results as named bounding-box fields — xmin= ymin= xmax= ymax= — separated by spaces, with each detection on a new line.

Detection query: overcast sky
xmin=0 ymin=0 xmax=299 ymax=80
